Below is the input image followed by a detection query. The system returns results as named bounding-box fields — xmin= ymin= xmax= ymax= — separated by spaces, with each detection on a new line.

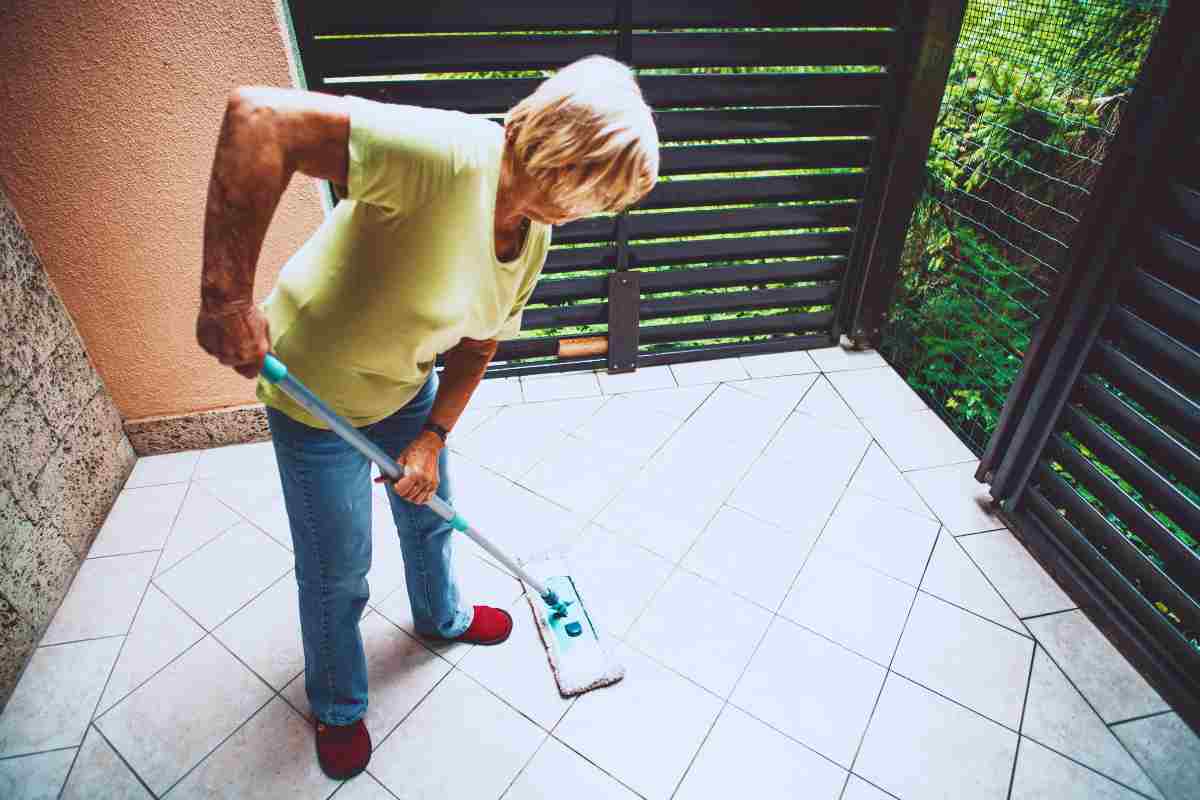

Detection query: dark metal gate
xmin=282 ymin=1 xmax=965 ymax=376
xmin=979 ymin=0 xmax=1200 ymax=731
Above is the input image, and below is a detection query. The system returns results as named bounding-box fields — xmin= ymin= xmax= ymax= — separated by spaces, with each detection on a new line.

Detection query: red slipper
xmin=315 ymin=718 xmax=370 ymax=780
xmin=451 ymin=605 xmax=513 ymax=645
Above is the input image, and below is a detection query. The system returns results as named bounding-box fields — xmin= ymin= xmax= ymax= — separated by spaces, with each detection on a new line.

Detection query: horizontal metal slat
xmin=315 ymin=31 xmax=893 ymax=75
xmin=636 ymin=335 xmax=832 ymax=368
xmin=1061 ymin=405 xmax=1200 ymax=555
xmin=1030 ymin=471 xmax=1200 ymax=653
xmin=306 ymin=4 xmax=617 ymax=35
xmin=545 ymin=245 xmax=616 ymax=274
xmin=1126 ymin=268 xmax=1200 ymax=349
xmin=633 ymin=203 xmax=859 ymax=239
xmin=1092 ymin=340 xmax=1200 ymax=447
xmin=531 ymin=259 xmax=843 ymax=304
xmin=1150 ymin=225 xmax=1200 ymax=283
xmin=1171 ymin=180 xmax=1200 ymax=226
xmin=1108 ymin=307 xmax=1200 ymax=400
xmin=640 ymin=311 xmax=833 ymax=342
xmin=630 ymin=232 xmax=852 ymax=267
xmin=1075 ymin=376 xmax=1200 ymax=496
xmin=523 ymin=285 xmax=835 ymax=328
xmin=641 ymin=173 xmax=867 ymax=210
xmin=660 ymin=140 xmax=873 ymax=175
xmin=632 ymin=1 xmax=900 ymax=28
xmin=654 ymin=108 xmax=880 ymax=141
xmin=550 ymin=216 xmax=615 ymax=246
xmin=1047 ymin=435 xmax=1200 ymax=597
xmin=328 ymin=73 xmax=887 ymax=114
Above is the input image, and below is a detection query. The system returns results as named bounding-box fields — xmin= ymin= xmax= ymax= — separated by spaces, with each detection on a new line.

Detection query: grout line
xmin=1007 ymin=642 xmax=1039 ymax=800
xmin=87 ymin=722 xmax=160 ymax=799
xmin=1018 ymin=607 xmax=1078 ymax=623
xmin=0 ymin=744 xmax=77 ymax=763
xmin=54 ymin=478 xmax=196 ymax=800
xmin=952 ymin=525 xmax=1012 ymax=538
xmin=1107 ymin=708 xmax=1174 ymax=728
xmin=81 ymin=548 xmax=162 ymax=562
xmin=915 ymin=588 xmax=1033 ymax=641
xmin=158 ymin=692 xmax=276 ymax=797
xmin=35 ymin=633 xmax=126 ymax=650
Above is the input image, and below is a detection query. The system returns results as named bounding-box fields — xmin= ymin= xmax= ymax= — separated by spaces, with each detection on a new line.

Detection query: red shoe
xmin=315 ymin=718 xmax=370 ymax=780
xmin=451 ymin=605 xmax=513 ymax=646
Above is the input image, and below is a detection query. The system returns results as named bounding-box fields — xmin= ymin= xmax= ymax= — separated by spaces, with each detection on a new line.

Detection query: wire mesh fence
xmin=879 ymin=0 xmax=1170 ymax=454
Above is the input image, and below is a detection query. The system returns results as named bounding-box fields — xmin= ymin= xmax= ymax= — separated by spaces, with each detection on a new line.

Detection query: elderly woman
xmin=196 ymin=55 xmax=659 ymax=779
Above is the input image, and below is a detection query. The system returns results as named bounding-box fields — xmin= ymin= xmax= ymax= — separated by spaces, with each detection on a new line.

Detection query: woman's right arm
xmin=197 ymin=86 xmax=350 ymax=378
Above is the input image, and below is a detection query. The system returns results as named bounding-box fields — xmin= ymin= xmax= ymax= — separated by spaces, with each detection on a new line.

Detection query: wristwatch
xmin=421 ymin=421 xmax=449 ymax=443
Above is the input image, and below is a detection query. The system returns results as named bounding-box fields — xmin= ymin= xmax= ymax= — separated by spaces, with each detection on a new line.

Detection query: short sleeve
xmin=343 ymin=95 xmax=469 ymax=214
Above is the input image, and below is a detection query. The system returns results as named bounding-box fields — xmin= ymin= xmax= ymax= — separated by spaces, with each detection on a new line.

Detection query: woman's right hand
xmin=196 ymin=302 xmax=271 ymax=379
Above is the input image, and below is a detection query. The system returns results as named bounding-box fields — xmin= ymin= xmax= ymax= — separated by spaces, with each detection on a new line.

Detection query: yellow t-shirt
xmin=256 ymin=95 xmax=551 ymax=429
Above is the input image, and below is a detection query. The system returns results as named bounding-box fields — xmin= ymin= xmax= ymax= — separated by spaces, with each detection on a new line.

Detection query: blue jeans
xmin=266 ymin=371 xmax=471 ymax=725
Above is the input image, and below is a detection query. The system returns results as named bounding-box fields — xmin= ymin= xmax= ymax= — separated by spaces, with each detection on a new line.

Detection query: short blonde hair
xmin=504 ymin=55 xmax=659 ymax=214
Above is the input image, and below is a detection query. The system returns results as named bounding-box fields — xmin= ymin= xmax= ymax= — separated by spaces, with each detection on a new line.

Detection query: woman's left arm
xmin=380 ymin=337 xmax=497 ymax=504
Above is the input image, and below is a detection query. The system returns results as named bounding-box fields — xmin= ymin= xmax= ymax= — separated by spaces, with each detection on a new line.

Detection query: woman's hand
xmin=375 ymin=430 xmax=442 ymax=504
xmin=196 ymin=302 xmax=271 ymax=379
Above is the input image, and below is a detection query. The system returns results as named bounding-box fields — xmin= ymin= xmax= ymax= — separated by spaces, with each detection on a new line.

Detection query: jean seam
xmin=297 ymin=441 xmax=339 ymax=724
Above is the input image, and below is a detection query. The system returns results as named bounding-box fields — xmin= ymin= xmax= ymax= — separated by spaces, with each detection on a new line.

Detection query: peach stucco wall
xmin=0 ymin=0 xmax=323 ymax=421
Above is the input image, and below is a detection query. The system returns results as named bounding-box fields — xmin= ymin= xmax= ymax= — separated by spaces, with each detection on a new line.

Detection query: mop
xmin=260 ymin=353 xmax=623 ymax=697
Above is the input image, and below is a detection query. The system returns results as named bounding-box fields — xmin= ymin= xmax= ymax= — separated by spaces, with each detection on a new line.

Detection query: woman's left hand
xmin=375 ymin=431 xmax=442 ymax=505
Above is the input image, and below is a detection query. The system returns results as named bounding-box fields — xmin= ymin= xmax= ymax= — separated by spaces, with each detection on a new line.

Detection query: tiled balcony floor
xmin=2 ymin=347 xmax=1196 ymax=799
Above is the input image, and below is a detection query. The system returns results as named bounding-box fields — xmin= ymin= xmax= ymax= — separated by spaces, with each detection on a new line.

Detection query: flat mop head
xmin=526 ymin=575 xmax=624 ymax=697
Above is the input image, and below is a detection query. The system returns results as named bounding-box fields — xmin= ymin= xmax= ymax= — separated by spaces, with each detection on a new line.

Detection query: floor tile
xmin=450 ymin=411 xmax=568 ymax=480
xmin=598 ymin=365 xmax=676 ymax=394
xmin=764 ymin=410 xmax=871 ymax=478
xmin=555 ymin=642 xmax=722 ymax=800
xmin=808 ymin=346 xmax=886 ymax=372
xmin=468 ymin=376 xmax=523 ymax=408
xmin=731 ymin=373 xmax=819 ymax=409
xmin=920 ymin=532 xmax=1024 ymax=634
xmin=369 ymin=669 xmax=544 ymax=800
xmin=124 ymin=450 xmax=199 ymax=488
xmin=572 ymin=394 xmax=680 ymax=459
xmin=154 ymin=522 xmax=292 ymax=630
xmin=94 ymin=636 xmax=272 ymax=796
xmin=97 ymin=584 xmax=206 ymax=714
xmin=520 ymin=434 xmax=646 ymax=518
xmin=862 ymin=409 xmax=977 ymax=472
xmin=628 ymin=570 xmax=772 ymax=698
xmin=458 ymin=596 xmax=575 ymax=729
xmin=780 ymin=547 xmax=915 ymax=665
xmin=0 ymin=637 xmax=122 ymax=756
xmin=87 ymin=483 xmax=188 ymax=557
xmin=595 ymin=470 xmax=725 ymax=564
xmin=553 ymin=525 xmax=673 ymax=639
xmin=192 ymin=471 xmax=290 ymax=552
xmin=351 ymin=615 xmax=455 ymax=742
xmin=42 ymin=551 xmax=157 ymax=645
xmin=522 ymin=371 xmax=602 ymax=402
xmin=0 ymin=748 xmax=76 ymax=800
xmin=155 ymin=484 xmax=243 ymax=574
xmin=452 ymin=405 xmax=499 ymax=438
xmin=670 ymin=358 xmax=749 ymax=386
xmin=193 ymin=440 xmax=278 ymax=483
xmin=906 ymin=461 xmax=1005 ymax=535
xmin=1025 ymin=610 xmax=1168 ymax=723
xmin=683 ymin=506 xmax=815 ymax=610
xmin=1024 ymin=648 xmax=1163 ymax=798
xmin=793 ymin=376 xmax=864 ymax=432
xmin=844 ymin=444 xmax=934 ymax=519
xmin=893 ymin=593 xmax=1032 ymax=730
xmin=1112 ymin=712 xmax=1200 ymax=800
xmin=738 ymin=349 xmax=821 ymax=378
xmin=683 ymin=384 xmax=792 ymax=449
xmin=214 ymin=573 xmax=303 ymax=689
xmin=818 ymin=494 xmax=940 ymax=586
xmin=731 ymin=617 xmax=886 ymax=767
xmin=675 ymin=705 xmax=846 ymax=800
xmin=503 ymin=737 xmax=639 ymax=800
xmin=843 ymin=775 xmax=897 ymax=800
xmin=333 ymin=772 xmax=394 ymax=800
xmin=168 ymin=697 xmax=337 ymax=799
xmin=1011 ymin=738 xmax=1148 ymax=800
xmin=614 ymin=384 xmax=713 ymax=420
xmin=960 ymin=530 xmax=1075 ymax=618
xmin=827 ymin=368 xmax=927 ymax=419
xmin=61 ymin=727 xmax=152 ymax=799
xmin=728 ymin=452 xmax=850 ymax=541
xmin=856 ymin=674 xmax=1017 ymax=800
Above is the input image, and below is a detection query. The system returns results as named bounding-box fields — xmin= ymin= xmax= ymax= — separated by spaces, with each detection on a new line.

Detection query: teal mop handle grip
xmin=259 ymin=354 xmax=554 ymax=600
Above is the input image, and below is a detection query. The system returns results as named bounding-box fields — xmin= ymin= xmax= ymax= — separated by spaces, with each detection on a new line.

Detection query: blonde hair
xmin=503 ymin=55 xmax=659 ymax=214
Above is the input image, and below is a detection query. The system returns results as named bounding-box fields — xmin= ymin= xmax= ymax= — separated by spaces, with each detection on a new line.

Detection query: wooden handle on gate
xmin=557 ymin=336 xmax=608 ymax=358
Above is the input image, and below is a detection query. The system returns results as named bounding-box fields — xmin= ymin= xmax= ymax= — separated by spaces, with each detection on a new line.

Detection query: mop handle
xmin=259 ymin=353 xmax=553 ymax=599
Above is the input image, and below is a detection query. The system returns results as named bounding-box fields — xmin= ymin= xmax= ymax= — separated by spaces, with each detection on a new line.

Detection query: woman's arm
xmin=197 ymin=86 xmax=349 ymax=376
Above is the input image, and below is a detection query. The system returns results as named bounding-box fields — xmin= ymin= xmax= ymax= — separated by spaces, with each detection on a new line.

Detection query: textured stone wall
xmin=0 ymin=184 xmax=136 ymax=707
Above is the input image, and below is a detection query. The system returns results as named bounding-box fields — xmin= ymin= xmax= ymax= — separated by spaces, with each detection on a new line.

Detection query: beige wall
xmin=0 ymin=0 xmax=323 ymax=422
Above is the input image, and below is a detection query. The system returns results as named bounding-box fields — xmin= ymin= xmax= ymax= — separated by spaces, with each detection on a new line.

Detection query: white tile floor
xmin=3 ymin=347 xmax=1197 ymax=800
